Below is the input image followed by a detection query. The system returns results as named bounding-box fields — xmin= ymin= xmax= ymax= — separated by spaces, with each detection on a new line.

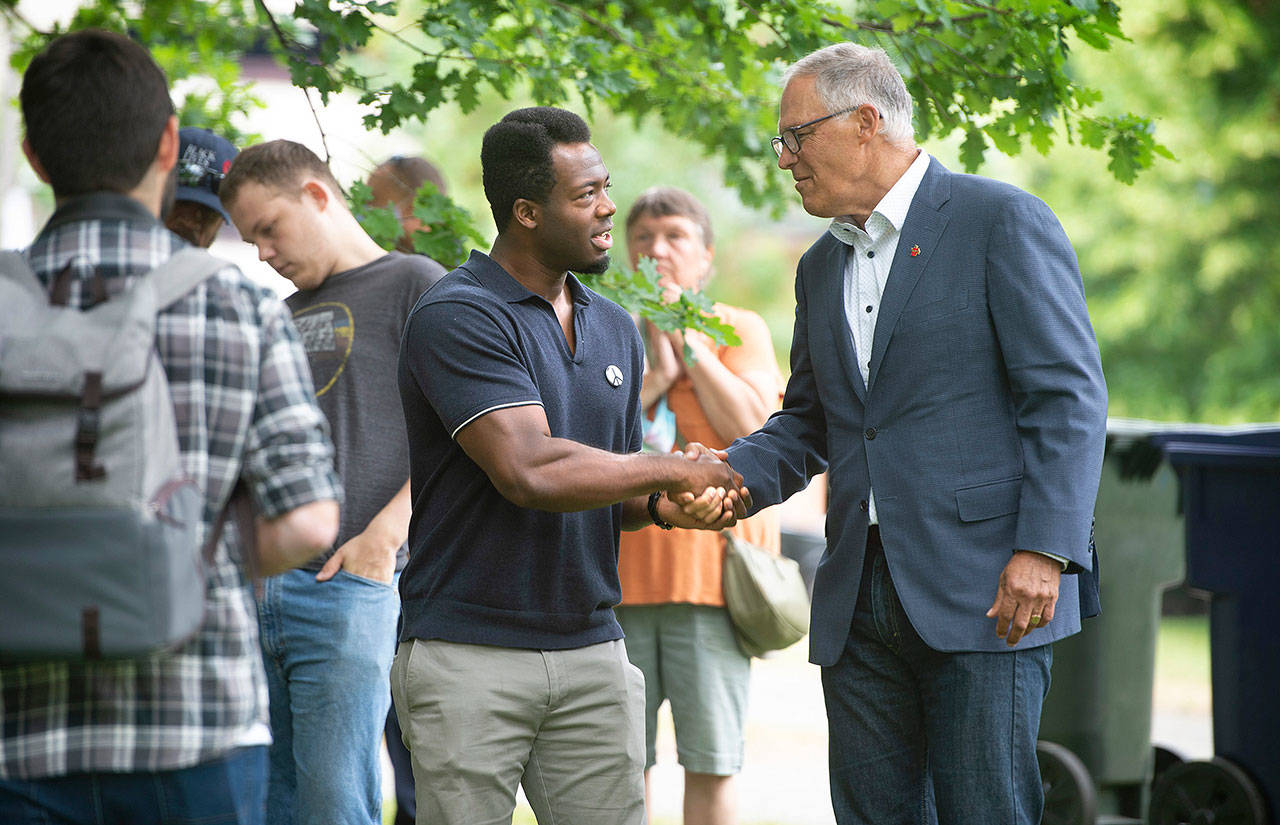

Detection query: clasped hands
xmin=656 ymin=441 xmax=752 ymax=531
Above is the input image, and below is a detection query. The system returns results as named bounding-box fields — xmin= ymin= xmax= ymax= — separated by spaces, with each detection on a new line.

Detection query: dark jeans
xmin=822 ymin=529 xmax=1051 ymax=825
xmin=385 ymin=694 xmax=416 ymax=825
xmin=0 ymin=745 xmax=267 ymax=825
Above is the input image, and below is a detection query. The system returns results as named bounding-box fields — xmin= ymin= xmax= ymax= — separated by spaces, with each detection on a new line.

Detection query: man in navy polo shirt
xmin=394 ymin=106 xmax=746 ymax=825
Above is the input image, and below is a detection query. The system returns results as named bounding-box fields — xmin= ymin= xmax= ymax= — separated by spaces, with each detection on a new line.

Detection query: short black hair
xmin=481 ymin=107 xmax=591 ymax=233
xmin=20 ymin=29 xmax=174 ymax=198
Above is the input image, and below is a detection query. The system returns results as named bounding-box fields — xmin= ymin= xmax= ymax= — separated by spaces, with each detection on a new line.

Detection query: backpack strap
xmin=142 ymin=247 xmax=232 ymax=310
xmin=2 ymin=247 xmax=229 ymax=309
xmin=0 ymin=250 xmax=48 ymax=300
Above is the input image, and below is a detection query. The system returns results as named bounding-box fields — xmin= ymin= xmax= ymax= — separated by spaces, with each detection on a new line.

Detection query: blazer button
xmin=859 ymin=500 xmax=869 ymax=512
xmin=865 ymin=427 xmax=877 ymax=440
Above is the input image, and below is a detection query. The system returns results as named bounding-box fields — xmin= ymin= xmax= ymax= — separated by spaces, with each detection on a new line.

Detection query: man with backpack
xmin=0 ymin=30 xmax=342 ymax=825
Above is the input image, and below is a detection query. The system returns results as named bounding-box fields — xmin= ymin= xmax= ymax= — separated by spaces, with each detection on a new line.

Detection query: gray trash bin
xmin=1038 ymin=419 xmax=1188 ymax=825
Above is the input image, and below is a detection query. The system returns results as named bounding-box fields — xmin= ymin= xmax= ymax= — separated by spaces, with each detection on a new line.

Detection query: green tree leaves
xmin=3 ymin=0 xmax=1175 ymax=372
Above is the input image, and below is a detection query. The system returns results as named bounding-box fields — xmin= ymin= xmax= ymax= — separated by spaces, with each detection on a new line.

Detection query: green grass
xmin=1153 ymin=614 xmax=1212 ymax=714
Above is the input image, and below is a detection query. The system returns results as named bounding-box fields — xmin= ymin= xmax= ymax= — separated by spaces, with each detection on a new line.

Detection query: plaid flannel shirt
xmin=0 ymin=193 xmax=342 ymax=779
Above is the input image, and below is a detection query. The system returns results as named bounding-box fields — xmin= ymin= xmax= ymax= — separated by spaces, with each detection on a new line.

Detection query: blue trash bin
xmin=1149 ymin=427 xmax=1280 ymax=825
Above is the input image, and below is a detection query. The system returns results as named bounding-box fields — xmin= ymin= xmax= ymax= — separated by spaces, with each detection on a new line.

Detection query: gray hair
xmin=782 ymin=43 xmax=915 ymax=146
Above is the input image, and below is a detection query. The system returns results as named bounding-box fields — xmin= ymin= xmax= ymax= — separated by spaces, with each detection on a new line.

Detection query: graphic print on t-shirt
xmin=292 ymin=302 xmax=354 ymax=396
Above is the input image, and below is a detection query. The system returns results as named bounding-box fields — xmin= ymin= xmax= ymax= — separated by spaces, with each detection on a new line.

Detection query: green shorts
xmin=615 ymin=603 xmax=751 ymax=775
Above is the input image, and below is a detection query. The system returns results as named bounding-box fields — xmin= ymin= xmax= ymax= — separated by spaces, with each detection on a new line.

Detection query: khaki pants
xmin=390 ymin=638 xmax=647 ymax=825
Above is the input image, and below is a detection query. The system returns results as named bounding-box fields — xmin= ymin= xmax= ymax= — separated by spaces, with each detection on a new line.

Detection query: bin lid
xmin=1107 ymin=417 xmax=1280 ymax=443
xmin=1107 ymin=418 xmax=1280 ymax=479
xmin=1157 ymin=440 xmax=1280 ymax=469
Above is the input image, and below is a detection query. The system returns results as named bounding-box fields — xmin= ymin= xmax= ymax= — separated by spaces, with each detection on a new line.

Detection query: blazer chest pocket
xmin=896 ymin=287 xmax=969 ymax=332
xmin=955 ymin=476 xmax=1021 ymax=522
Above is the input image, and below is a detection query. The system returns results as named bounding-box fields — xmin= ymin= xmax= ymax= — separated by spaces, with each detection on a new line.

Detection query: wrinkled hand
xmin=672 ymin=442 xmax=752 ymax=519
xmin=315 ymin=530 xmax=396 ymax=584
xmin=986 ymin=551 xmax=1060 ymax=646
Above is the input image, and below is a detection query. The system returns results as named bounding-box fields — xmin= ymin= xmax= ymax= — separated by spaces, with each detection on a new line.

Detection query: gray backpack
xmin=0 ymin=247 xmax=228 ymax=661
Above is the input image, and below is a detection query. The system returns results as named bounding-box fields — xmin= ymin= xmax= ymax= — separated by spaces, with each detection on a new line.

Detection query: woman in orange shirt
xmin=616 ymin=187 xmax=783 ymax=825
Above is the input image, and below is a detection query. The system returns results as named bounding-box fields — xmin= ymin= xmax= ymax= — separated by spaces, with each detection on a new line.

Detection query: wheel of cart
xmin=1038 ymin=740 xmax=1098 ymax=825
xmin=1151 ymin=745 xmax=1184 ymax=794
xmin=1148 ymin=756 xmax=1268 ymax=825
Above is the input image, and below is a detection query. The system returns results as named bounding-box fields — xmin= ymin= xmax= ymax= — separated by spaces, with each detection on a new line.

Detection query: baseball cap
xmin=176 ymin=127 xmax=238 ymax=223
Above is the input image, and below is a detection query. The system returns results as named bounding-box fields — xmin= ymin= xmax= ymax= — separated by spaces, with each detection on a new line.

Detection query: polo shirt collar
xmin=461 ymin=249 xmax=593 ymax=307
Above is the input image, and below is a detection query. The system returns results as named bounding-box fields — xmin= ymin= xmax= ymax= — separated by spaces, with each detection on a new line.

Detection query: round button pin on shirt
xmin=605 ymin=365 xmax=624 ymax=387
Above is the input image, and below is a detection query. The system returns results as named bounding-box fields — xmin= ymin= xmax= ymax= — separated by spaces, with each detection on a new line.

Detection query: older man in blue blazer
xmin=713 ymin=43 xmax=1107 ymax=825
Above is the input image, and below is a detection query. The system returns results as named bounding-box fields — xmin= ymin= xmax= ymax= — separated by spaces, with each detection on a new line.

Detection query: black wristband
xmin=647 ymin=491 xmax=674 ymax=530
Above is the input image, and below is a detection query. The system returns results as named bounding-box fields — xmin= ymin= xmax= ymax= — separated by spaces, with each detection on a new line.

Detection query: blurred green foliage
xmin=348 ymin=178 xmax=486 ymax=269
xmin=16 ymin=1 xmax=1272 ymax=422
xmin=1007 ymin=0 xmax=1280 ymax=421
xmin=3 ymin=0 xmax=264 ymax=145
xmin=3 ymin=0 xmax=1165 ymax=344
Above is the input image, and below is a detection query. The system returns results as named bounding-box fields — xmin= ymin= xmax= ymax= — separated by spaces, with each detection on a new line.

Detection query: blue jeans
xmin=258 ymin=568 xmax=399 ymax=825
xmin=0 ymin=746 xmax=267 ymax=825
xmin=822 ymin=533 xmax=1051 ymax=825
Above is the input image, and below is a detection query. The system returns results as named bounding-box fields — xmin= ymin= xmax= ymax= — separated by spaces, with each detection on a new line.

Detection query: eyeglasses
xmin=772 ymin=106 xmax=874 ymax=157
xmin=177 ymin=160 xmax=225 ymax=195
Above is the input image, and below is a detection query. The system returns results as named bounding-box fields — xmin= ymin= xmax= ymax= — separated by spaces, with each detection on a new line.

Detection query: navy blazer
xmin=727 ymin=158 xmax=1107 ymax=665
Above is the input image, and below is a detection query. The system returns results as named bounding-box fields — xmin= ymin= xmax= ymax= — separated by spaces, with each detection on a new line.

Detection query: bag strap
xmin=0 ymin=250 xmax=48 ymax=300
xmin=141 ymin=247 xmax=230 ymax=310
xmin=1 ymin=247 xmax=227 ymax=310
xmin=203 ymin=482 xmax=257 ymax=569
xmin=50 ymin=262 xmax=108 ymax=307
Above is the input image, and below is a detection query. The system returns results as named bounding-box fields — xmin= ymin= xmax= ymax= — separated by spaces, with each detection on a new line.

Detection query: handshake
xmin=655 ymin=442 xmax=753 ymax=531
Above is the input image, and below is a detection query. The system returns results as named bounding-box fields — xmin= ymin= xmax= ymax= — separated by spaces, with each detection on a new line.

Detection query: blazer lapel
xmin=822 ymin=239 xmax=867 ymax=403
xmin=867 ymin=160 xmax=953 ymax=391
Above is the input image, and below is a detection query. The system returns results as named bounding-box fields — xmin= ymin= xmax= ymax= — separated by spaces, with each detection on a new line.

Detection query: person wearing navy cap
xmin=166 ymin=126 xmax=237 ymax=247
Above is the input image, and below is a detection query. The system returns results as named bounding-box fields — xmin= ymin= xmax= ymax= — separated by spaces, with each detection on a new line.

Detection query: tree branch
xmin=253 ymin=0 xmax=332 ymax=163
xmin=253 ymin=0 xmax=294 ymax=54
xmin=737 ymin=0 xmax=788 ymax=45
xmin=915 ymin=29 xmax=1022 ymax=81
xmin=953 ymin=0 xmax=1011 ymax=14
xmin=0 ymin=3 xmax=47 ymax=34
xmin=366 ymin=17 xmax=520 ymax=66
xmin=301 ymin=85 xmax=332 ymax=165
xmin=823 ymin=11 xmax=1010 ymax=34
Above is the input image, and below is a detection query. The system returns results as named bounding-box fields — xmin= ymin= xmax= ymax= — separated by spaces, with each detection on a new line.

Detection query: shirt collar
xmin=828 ymin=150 xmax=931 ymax=246
xmin=461 ymin=249 xmax=592 ymax=307
xmin=39 ymin=192 xmax=161 ymax=237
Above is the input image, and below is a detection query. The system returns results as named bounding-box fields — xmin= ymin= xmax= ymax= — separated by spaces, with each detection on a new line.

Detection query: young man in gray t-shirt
xmin=222 ymin=139 xmax=444 ymax=825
